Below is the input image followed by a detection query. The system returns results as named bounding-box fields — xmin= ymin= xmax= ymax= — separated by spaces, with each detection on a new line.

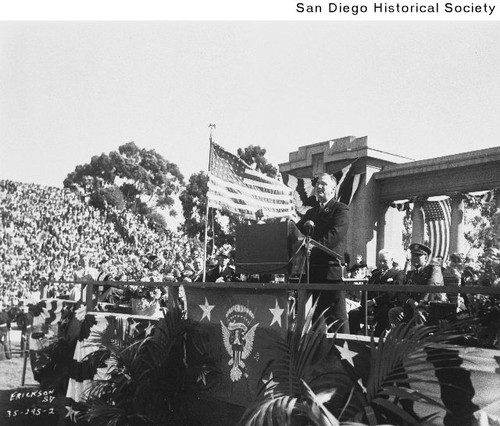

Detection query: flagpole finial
xmin=209 ymin=124 xmax=216 ymax=142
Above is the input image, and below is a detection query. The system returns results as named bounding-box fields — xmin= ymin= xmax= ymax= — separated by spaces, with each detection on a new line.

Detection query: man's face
xmin=218 ymin=255 xmax=229 ymax=268
xmin=194 ymin=258 xmax=204 ymax=271
xmin=411 ymin=252 xmax=427 ymax=268
xmin=378 ymin=253 xmax=391 ymax=271
xmin=315 ymin=176 xmax=336 ymax=204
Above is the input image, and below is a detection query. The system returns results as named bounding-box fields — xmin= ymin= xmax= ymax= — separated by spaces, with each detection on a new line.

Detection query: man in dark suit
xmin=349 ymin=249 xmax=404 ymax=336
xmin=296 ymin=173 xmax=350 ymax=333
xmin=205 ymin=248 xmax=234 ymax=282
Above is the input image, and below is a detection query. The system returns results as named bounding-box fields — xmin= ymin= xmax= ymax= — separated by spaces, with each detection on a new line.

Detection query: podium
xmin=234 ymin=221 xmax=304 ymax=275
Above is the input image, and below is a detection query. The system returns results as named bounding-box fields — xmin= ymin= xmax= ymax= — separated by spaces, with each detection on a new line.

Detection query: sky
xmin=1 ymin=19 xmax=500 ymax=188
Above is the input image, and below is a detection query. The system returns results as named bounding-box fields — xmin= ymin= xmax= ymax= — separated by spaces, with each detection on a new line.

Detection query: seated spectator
xmin=349 ymin=249 xmax=404 ymax=336
xmin=206 ymin=247 xmax=234 ymax=282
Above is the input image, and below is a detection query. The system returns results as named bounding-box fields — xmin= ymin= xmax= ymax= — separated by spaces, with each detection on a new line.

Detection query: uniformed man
xmin=388 ymin=242 xmax=445 ymax=327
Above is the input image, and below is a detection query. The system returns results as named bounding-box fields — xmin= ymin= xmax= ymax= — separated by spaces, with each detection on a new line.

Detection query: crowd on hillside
xmin=0 ymin=180 xmax=206 ymax=307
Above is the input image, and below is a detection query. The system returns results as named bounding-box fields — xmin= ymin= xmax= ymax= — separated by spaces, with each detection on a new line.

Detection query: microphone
xmin=304 ymin=220 xmax=315 ymax=236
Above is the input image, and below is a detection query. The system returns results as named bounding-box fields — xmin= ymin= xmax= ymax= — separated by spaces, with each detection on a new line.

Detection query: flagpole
xmin=203 ymin=124 xmax=216 ymax=282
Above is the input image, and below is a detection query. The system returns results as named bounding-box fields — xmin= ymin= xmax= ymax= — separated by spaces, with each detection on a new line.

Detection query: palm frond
xmin=299 ymin=380 xmax=340 ymax=426
xmin=238 ymin=395 xmax=298 ymax=426
xmin=356 ymin=320 xmax=472 ymax=424
xmin=371 ymin=397 xmax=420 ymax=425
xmin=83 ymin=399 xmax=153 ymax=426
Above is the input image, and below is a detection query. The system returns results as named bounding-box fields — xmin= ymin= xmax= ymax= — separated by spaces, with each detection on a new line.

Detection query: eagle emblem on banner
xmin=220 ymin=304 xmax=259 ymax=382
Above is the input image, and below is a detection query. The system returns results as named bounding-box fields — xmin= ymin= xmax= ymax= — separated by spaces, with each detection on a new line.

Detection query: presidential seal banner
xmin=184 ymin=287 xmax=289 ymax=407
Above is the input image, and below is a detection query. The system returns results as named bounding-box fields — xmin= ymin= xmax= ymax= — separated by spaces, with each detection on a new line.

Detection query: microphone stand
xmin=305 ymin=233 xmax=311 ymax=285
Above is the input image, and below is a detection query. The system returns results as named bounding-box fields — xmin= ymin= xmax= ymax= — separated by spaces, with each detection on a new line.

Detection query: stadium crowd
xmin=0 ymin=179 xmax=207 ymax=307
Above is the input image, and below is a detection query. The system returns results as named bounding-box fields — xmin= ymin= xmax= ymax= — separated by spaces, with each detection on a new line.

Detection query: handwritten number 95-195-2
xmin=6 ymin=408 xmax=55 ymax=417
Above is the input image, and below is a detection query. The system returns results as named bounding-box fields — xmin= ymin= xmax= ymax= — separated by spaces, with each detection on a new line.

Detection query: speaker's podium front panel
xmin=235 ymin=221 xmax=304 ymax=276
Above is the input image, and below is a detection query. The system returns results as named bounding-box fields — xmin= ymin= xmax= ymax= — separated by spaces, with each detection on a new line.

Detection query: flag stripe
xmin=207 ymin=191 xmax=294 ymax=214
xmin=348 ymin=173 xmax=362 ymax=205
xmin=333 ymin=163 xmax=353 ymax=199
xmin=209 ymin=176 xmax=292 ymax=203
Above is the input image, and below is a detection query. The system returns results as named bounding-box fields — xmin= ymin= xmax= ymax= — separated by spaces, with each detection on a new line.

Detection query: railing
xmin=38 ymin=278 xmax=500 ymax=341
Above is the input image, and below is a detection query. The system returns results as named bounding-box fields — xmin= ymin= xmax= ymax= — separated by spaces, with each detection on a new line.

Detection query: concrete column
xmin=377 ymin=203 xmax=406 ymax=266
xmin=449 ymin=194 xmax=465 ymax=256
xmin=411 ymin=200 xmax=425 ymax=244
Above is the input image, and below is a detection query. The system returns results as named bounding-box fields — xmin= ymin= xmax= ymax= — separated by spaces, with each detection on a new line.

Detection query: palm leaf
xmin=239 ymin=395 xmax=297 ymax=426
xmin=299 ymin=380 xmax=340 ymax=426
xmin=358 ymin=320 xmax=471 ymax=424
xmin=371 ymin=398 xmax=420 ymax=425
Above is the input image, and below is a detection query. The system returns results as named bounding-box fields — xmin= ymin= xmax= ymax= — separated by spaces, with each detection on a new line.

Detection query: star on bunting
xmin=144 ymin=321 xmax=155 ymax=336
xmin=269 ymin=298 xmax=284 ymax=327
xmin=336 ymin=341 xmax=357 ymax=367
xmin=197 ymin=366 xmax=211 ymax=386
xmin=129 ymin=319 xmax=139 ymax=335
xmin=199 ymin=297 xmax=215 ymax=321
xmin=65 ymin=406 xmax=80 ymax=422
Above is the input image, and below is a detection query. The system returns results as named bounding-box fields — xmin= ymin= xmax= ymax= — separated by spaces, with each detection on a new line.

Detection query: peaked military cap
xmin=409 ymin=242 xmax=431 ymax=256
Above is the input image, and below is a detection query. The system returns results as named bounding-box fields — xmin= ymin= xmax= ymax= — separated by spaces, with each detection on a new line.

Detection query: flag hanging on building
xmin=422 ymin=198 xmax=451 ymax=260
xmin=207 ymin=142 xmax=294 ymax=220
xmin=281 ymin=160 xmax=363 ymax=217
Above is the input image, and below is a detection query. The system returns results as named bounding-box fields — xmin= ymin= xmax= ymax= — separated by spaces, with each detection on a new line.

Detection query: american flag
xmin=281 ymin=160 xmax=362 ymax=217
xmin=423 ymin=198 xmax=451 ymax=261
xmin=207 ymin=142 xmax=294 ymax=220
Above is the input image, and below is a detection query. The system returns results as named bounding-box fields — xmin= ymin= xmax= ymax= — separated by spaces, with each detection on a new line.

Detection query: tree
xmin=64 ymin=142 xmax=184 ymax=224
xmin=179 ymin=171 xmax=235 ymax=249
xmin=237 ymin=145 xmax=278 ymax=178
xmin=179 ymin=171 xmax=210 ymax=241
xmin=464 ymin=195 xmax=499 ymax=255
xmin=464 ymin=193 xmax=500 ymax=286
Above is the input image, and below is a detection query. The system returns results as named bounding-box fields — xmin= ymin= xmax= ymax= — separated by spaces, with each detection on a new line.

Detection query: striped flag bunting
xmin=390 ymin=200 xmax=411 ymax=212
xmin=207 ymin=142 xmax=294 ymax=220
xmin=465 ymin=189 xmax=497 ymax=204
xmin=422 ymin=198 xmax=451 ymax=261
xmin=64 ymin=312 xmax=159 ymax=424
xmin=281 ymin=159 xmax=363 ymax=217
xmin=390 ymin=189 xmax=497 ymax=212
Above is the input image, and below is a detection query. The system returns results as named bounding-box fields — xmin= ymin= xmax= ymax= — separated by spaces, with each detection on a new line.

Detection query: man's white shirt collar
xmin=320 ymin=196 xmax=335 ymax=209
